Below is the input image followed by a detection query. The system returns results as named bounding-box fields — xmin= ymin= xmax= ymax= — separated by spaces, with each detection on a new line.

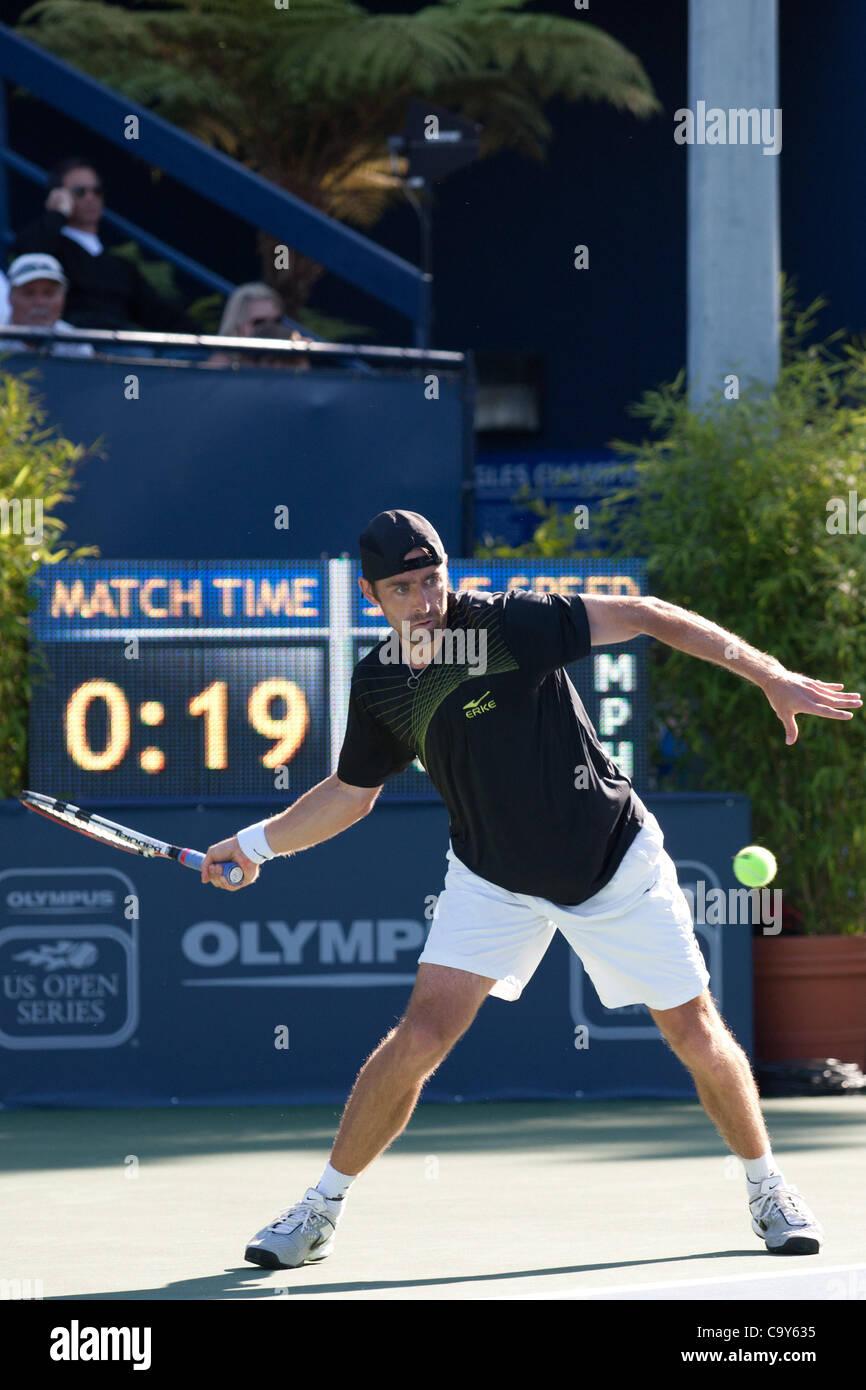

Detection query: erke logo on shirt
xmin=463 ymin=690 xmax=496 ymax=720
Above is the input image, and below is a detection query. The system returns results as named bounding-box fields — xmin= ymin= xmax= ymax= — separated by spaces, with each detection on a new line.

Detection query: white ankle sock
xmin=316 ymin=1161 xmax=355 ymax=1203
xmin=742 ymin=1150 xmax=780 ymax=1189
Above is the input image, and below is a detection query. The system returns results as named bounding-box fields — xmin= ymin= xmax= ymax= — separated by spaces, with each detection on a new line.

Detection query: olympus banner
xmin=0 ymin=795 xmax=751 ymax=1106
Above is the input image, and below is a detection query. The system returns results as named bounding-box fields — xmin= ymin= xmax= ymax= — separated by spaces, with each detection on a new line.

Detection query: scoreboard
xmin=28 ymin=559 xmax=648 ymax=804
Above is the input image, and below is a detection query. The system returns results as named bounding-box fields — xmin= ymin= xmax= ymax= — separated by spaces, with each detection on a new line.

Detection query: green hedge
xmin=476 ymin=288 xmax=866 ymax=934
xmin=0 ymin=371 xmax=98 ymax=798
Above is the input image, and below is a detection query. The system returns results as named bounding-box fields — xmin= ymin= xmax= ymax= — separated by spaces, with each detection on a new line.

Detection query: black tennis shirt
xmin=336 ymin=588 xmax=646 ymax=905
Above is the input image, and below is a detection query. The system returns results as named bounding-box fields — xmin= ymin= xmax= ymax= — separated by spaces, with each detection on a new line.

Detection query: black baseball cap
xmin=359 ymin=509 xmax=446 ymax=582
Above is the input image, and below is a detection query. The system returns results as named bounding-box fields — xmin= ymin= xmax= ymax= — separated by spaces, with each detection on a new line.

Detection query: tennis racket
xmin=20 ymin=790 xmax=245 ymax=885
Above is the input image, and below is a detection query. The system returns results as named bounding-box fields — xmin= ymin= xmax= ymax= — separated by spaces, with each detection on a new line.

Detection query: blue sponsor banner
xmin=474 ymin=448 xmax=638 ymax=548
xmin=0 ymin=794 xmax=752 ymax=1107
xmin=0 ymin=869 xmax=139 ymax=1051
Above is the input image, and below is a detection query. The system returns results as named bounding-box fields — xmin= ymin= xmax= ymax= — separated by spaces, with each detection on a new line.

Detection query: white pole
xmin=687 ymin=0 xmax=780 ymax=407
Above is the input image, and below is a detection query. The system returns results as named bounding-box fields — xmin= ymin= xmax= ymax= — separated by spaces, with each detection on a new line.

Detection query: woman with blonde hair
xmin=209 ymin=283 xmax=306 ymax=365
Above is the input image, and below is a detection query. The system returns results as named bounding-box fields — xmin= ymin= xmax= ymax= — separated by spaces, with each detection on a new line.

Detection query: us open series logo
xmin=0 ymin=869 xmax=139 ymax=1050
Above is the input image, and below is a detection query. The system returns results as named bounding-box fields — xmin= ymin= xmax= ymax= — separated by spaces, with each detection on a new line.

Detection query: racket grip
xmin=180 ymin=848 xmax=245 ymax=885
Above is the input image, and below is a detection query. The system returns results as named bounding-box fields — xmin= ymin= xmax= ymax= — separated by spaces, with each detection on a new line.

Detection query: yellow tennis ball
xmin=733 ymin=845 xmax=777 ymax=887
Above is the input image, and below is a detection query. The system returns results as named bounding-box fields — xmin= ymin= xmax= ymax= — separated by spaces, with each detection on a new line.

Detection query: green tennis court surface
xmin=1 ymin=1099 xmax=864 ymax=1301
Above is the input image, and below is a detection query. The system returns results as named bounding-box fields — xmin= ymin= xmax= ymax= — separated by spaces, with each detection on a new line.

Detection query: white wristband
xmin=237 ymin=820 xmax=277 ymax=864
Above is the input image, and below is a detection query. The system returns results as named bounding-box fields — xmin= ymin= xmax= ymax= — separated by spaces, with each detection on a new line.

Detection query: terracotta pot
xmin=752 ymin=935 xmax=866 ymax=1069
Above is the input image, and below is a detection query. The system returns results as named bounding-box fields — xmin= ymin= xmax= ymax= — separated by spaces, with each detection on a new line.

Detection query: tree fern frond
xmin=14 ymin=0 xmax=661 ymax=307
xmin=319 ymin=154 xmax=408 ymax=227
xmin=419 ymin=8 xmax=660 ymax=114
xmin=274 ymin=17 xmax=472 ymax=98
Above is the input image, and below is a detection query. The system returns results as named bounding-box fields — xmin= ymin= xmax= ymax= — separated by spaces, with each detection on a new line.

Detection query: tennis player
xmin=200 ymin=509 xmax=861 ymax=1269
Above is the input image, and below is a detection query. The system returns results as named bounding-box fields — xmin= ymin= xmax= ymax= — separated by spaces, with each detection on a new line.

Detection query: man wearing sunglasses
xmin=11 ymin=156 xmax=196 ymax=334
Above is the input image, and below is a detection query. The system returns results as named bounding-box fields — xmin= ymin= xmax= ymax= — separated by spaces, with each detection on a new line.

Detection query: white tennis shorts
xmin=417 ymin=810 xmax=710 ymax=1010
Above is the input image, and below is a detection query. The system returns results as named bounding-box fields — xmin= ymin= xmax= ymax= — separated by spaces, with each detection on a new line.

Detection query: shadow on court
xmin=2 ymin=1098 xmax=863 ymax=1171
xmin=2 ymin=1099 xmax=864 ymax=1299
xmin=44 ymin=1250 xmax=768 ymax=1301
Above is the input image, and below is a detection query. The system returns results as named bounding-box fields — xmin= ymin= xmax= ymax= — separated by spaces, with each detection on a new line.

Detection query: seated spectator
xmin=11 ymin=156 xmax=197 ymax=333
xmin=208 ymin=283 xmax=305 ymax=365
xmin=1 ymin=253 xmax=94 ymax=358
xmin=0 ymin=266 xmax=9 ymax=324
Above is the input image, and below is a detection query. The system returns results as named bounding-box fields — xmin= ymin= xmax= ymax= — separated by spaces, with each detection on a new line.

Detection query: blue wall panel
xmin=1 ymin=356 xmax=469 ymax=559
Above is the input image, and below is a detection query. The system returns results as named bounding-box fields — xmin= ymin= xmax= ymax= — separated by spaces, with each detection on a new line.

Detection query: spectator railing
xmin=0 ymin=324 xmax=464 ymax=370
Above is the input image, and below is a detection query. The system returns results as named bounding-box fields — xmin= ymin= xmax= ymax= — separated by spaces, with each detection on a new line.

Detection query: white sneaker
xmin=245 ymin=1188 xmax=339 ymax=1269
xmin=749 ymin=1176 xmax=823 ymax=1254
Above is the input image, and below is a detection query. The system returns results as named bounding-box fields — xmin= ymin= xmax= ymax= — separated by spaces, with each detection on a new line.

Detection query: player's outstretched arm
xmin=200 ymin=774 xmax=382 ymax=889
xmin=640 ymin=597 xmax=862 ymax=745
